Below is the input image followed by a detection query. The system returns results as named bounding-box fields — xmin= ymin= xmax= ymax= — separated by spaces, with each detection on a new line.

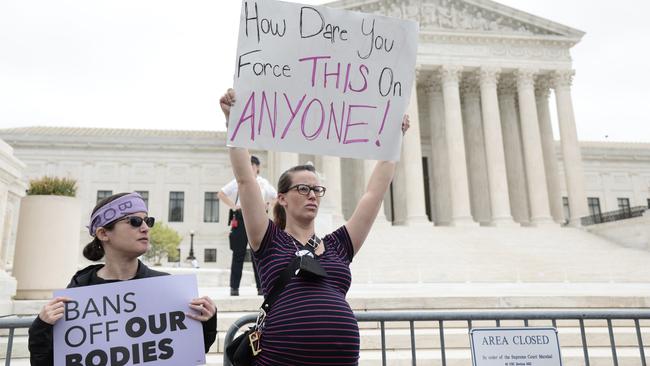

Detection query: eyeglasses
xmin=287 ymin=184 xmax=326 ymax=197
xmin=120 ymin=216 xmax=155 ymax=228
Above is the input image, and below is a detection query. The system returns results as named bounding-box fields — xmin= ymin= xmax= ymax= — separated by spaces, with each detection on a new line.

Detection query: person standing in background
xmin=218 ymin=155 xmax=277 ymax=296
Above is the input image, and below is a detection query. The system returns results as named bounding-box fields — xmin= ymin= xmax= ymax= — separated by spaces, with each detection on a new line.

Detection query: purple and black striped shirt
xmin=252 ymin=220 xmax=360 ymax=365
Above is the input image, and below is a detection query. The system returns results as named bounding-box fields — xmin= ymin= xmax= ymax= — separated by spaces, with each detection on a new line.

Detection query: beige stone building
xmin=1 ymin=0 xmax=649 ymax=272
xmin=0 ymin=127 xmax=649 ymax=271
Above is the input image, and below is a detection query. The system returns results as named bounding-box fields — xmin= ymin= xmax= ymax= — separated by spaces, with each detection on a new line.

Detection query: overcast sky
xmin=1 ymin=0 xmax=648 ymax=142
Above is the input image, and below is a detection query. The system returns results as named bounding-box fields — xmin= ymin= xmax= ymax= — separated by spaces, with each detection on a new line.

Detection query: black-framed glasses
xmin=120 ymin=216 xmax=155 ymax=228
xmin=287 ymin=184 xmax=326 ymax=197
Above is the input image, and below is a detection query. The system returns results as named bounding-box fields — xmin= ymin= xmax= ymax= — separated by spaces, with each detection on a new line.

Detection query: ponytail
xmin=273 ymin=201 xmax=286 ymax=230
xmin=83 ymin=239 xmax=105 ymax=261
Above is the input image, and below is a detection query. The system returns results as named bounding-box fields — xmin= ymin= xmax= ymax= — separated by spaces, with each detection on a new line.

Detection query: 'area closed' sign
xmin=470 ymin=327 xmax=562 ymax=366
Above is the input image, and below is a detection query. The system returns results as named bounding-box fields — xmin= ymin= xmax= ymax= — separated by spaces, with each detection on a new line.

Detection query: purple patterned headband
xmin=88 ymin=192 xmax=148 ymax=236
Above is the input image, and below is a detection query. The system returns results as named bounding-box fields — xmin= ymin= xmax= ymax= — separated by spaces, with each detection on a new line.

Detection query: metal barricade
xmin=223 ymin=309 xmax=650 ymax=366
xmin=0 ymin=316 xmax=35 ymax=366
xmin=3 ymin=310 xmax=649 ymax=365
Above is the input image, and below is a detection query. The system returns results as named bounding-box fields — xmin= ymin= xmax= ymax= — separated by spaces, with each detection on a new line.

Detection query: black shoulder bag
xmin=225 ymin=236 xmax=327 ymax=366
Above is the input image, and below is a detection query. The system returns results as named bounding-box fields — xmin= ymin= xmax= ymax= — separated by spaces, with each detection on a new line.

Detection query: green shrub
xmin=144 ymin=222 xmax=182 ymax=266
xmin=27 ymin=176 xmax=77 ymax=197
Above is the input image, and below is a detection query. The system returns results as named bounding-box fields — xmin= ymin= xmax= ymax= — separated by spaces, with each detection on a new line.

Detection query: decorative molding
xmin=535 ymin=75 xmax=552 ymax=98
xmin=415 ymin=64 xmax=423 ymax=80
xmin=461 ymin=73 xmax=481 ymax=96
xmin=358 ymin=0 xmax=561 ymax=36
xmin=552 ymin=69 xmax=575 ymax=89
xmin=497 ymin=74 xmax=517 ymax=95
xmin=515 ymin=68 xmax=538 ymax=90
xmin=479 ymin=67 xmax=501 ymax=88
xmin=440 ymin=65 xmax=463 ymax=84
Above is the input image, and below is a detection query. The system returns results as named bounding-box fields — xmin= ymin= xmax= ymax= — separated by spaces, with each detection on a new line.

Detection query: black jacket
xmin=28 ymin=261 xmax=217 ymax=365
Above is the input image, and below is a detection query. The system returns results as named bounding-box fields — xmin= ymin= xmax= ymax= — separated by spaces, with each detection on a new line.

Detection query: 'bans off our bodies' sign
xmin=53 ymin=275 xmax=205 ymax=366
xmin=227 ymin=0 xmax=418 ymax=161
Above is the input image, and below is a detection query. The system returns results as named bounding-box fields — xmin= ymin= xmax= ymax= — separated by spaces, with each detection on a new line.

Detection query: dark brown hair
xmin=83 ymin=192 xmax=130 ymax=261
xmin=273 ymin=164 xmax=317 ymax=230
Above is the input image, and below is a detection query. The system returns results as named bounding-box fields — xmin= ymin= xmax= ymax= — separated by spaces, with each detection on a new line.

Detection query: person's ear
xmin=277 ymin=193 xmax=288 ymax=207
xmin=96 ymin=227 xmax=109 ymax=242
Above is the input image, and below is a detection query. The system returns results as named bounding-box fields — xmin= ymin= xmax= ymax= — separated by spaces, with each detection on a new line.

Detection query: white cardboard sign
xmin=470 ymin=327 xmax=563 ymax=366
xmin=227 ymin=0 xmax=418 ymax=161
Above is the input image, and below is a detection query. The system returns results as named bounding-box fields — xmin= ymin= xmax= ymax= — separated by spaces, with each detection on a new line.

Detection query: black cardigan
xmin=28 ymin=261 xmax=217 ymax=366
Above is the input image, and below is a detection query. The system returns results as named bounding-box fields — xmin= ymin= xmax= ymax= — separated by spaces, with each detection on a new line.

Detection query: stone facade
xmin=323 ymin=0 xmax=593 ymax=227
xmin=0 ymin=138 xmax=27 ymax=313
xmin=0 ymin=127 xmax=649 ymax=269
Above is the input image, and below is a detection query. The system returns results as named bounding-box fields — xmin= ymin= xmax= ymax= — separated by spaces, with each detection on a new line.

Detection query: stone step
xmin=12 ymin=282 xmax=650 ymax=314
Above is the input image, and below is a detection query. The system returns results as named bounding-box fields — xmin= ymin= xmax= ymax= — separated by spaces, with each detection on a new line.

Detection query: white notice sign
xmin=470 ymin=328 xmax=562 ymax=366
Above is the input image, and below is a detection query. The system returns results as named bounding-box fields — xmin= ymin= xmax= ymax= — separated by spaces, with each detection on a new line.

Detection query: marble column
xmin=0 ymin=186 xmax=8 ymax=262
xmin=516 ymin=69 xmax=553 ymax=225
xmin=441 ymin=65 xmax=475 ymax=225
xmin=320 ymin=155 xmax=345 ymax=225
xmin=81 ymin=161 xmax=94 ymax=219
xmin=118 ymin=162 xmax=129 ymax=192
xmin=363 ymin=160 xmax=390 ymax=224
xmin=190 ymin=164 xmax=202 ymax=226
xmin=498 ymin=75 xmax=530 ymax=224
xmin=391 ymin=156 xmax=408 ymax=225
xmin=0 ymin=193 xmax=19 ymax=314
xmin=398 ymin=80 xmax=429 ymax=224
xmin=479 ymin=68 xmax=515 ymax=226
xmin=552 ymin=70 xmax=588 ymax=226
xmin=424 ymin=75 xmax=452 ymax=225
xmin=630 ymin=173 xmax=643 ymax=206
xmin=461 ymin=73 xmax=491 ymax=224
xmin=154 ymin=162 xmax=166 ymax=221
xmin=535 ymin=77 xmax=565 ymax=224
xmin=273 ymin=152 xmax=299 ymax=183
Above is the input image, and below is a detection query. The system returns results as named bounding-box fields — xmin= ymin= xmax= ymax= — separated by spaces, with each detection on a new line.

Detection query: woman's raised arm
xmin=220 ymin=89 xmax=269 ymax=250
xmin=345 ymin=115 xmax=410 ymax=254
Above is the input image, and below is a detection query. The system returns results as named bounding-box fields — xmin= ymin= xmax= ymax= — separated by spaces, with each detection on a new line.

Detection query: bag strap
xmin=258 ymin=234 xmax=321 ymax=316
xmin=259 ymin=257 xmax=297 ymax=314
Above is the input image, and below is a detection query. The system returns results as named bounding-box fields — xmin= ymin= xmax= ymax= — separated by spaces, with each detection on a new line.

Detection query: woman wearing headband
xmin=27 ymin=192 xmax=217 ymax=366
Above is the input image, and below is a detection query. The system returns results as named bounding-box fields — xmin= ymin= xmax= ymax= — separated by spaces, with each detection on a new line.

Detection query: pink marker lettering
xmin=230 ymin=92 xmax=256 ymax=141
xmin=258 ymin=91 xmax=277 ymax=137
xmin=326 ymin=101 xmax=345 ymax=142
xmin=343 ymin=104 xmax=376 ymax=144
xmin=298 ymin=55 xmax=331 ymax=87
xmin=374 ymin=100 xmax=391 ymax=147
xmin=347 ymin=64 xmax=369 ymax=93
xmin=300 ymin=98 xmax=325 ymax=141
xmin=281 ymin=93 xmax=307 ymax=139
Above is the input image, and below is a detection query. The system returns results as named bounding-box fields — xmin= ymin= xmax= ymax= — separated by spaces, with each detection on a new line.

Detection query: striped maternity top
xmin=252 ymin=220 xmax=360 ymax=365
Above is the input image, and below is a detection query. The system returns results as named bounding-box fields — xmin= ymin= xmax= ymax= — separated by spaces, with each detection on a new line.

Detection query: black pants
xmin=229 ymin=217 xmax=261 ymax=290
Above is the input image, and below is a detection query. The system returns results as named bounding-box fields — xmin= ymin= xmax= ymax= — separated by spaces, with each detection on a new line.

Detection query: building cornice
xmin=325 ymin=0 xmax=584 ymax=40
xmin=0 ymin=127 xmax=229 ymax=151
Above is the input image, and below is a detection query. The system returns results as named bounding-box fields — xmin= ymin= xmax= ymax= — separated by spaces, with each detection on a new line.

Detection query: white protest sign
xmin=53 ymin=275 xmax=205 ymax=366
xmin=470 ymin=328 xmax=563 ymax=366
xmin=227 ymin=0 xmax=418 ymax=161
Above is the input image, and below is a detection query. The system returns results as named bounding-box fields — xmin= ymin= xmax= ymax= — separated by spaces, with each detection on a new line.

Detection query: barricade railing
xmin=581 ymin=206 xmax=647 ymax=226
xmin=0 ymin=315 xmax=35 ymax=366
xmin=223 ymin=309 xmax=650 ymax=366
xmin=3 ymin=310 xmax=649 ymax=366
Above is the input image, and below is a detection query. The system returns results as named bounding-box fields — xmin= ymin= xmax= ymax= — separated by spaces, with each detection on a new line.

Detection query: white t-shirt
xmin=220 ymin=176 xmax=277 ymax=205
